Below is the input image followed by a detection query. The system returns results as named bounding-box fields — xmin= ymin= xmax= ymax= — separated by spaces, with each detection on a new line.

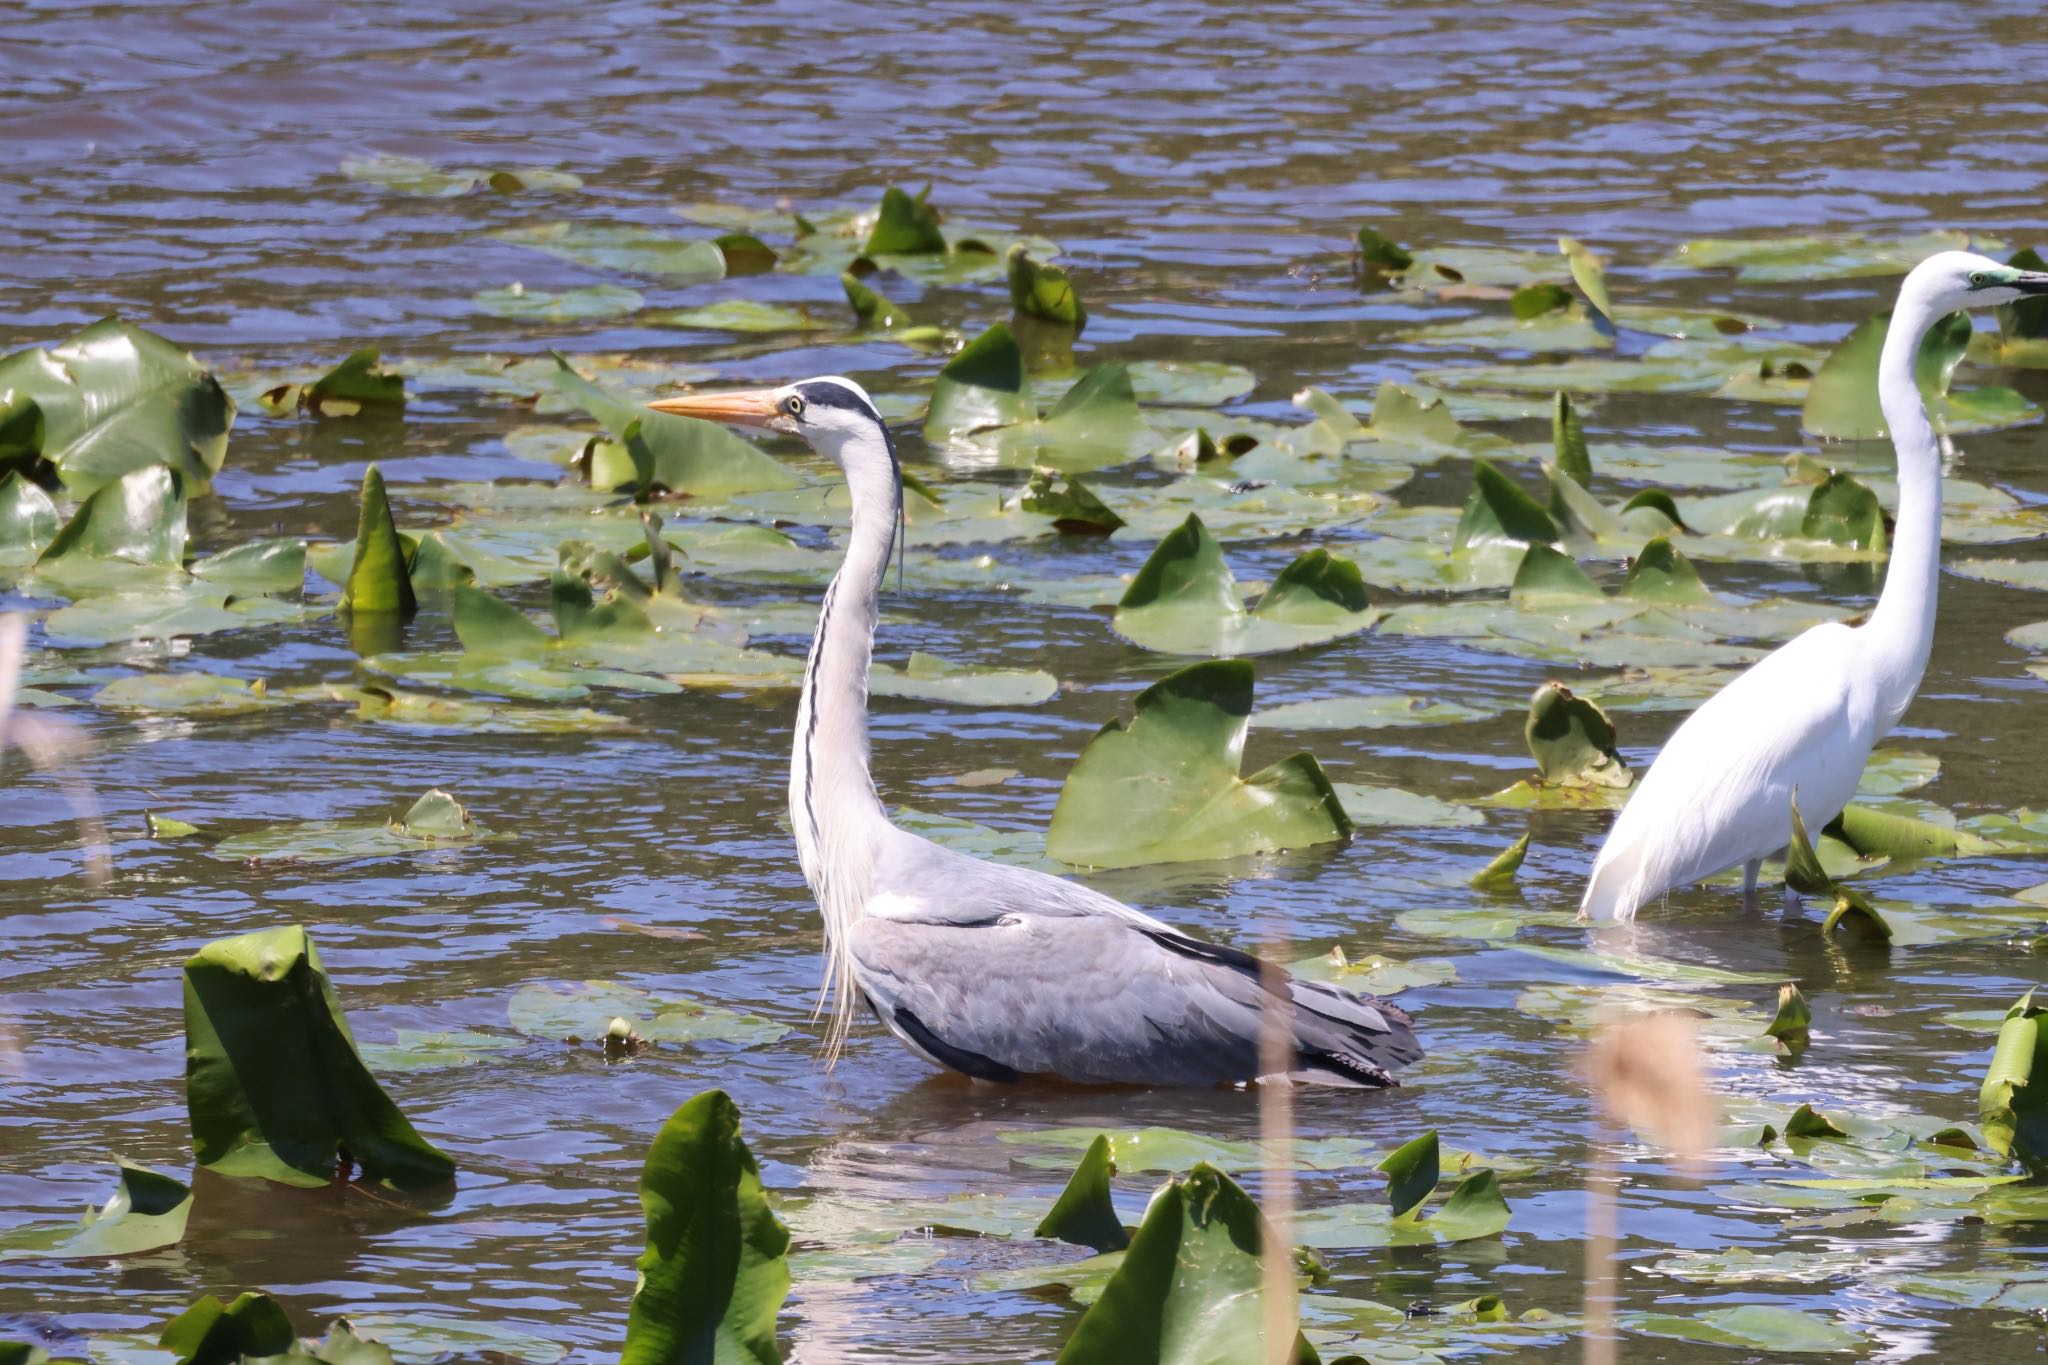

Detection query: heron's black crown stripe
xmin=793 ymin=379 xmax=884 ymax=418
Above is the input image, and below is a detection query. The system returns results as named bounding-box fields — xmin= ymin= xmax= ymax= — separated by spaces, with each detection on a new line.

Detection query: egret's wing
xmin=847 ymin=904 xmax=1419 ymax=1087
xmin=1583 ymin=622 xmax=1873 ymax=920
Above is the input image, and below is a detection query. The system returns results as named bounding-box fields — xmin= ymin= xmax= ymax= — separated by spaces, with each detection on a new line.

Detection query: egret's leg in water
xmin=1742 ymin=858 xmax=1762 ymax=911
xmin=1782 ymin=880 xmax=1803 ymax=916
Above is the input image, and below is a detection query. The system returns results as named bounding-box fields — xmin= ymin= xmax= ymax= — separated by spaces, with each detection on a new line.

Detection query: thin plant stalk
xmin=1258 ymin=937 xmax=1296 ymax=1365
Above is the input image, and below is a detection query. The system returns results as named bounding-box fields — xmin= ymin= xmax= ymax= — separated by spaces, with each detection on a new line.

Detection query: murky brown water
xmin=6 ymin=2 xmax=2048 ymax=1361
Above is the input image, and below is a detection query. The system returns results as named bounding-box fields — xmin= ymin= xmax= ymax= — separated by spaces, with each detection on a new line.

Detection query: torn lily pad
xmin=1047 ymin=659 xmax=1351 ymax=869
xmin=0 ymin=1160 xmax=191 ymax=1261
xmin=1112 ymin=514 xmax=1377 ymax=656
xmin=210 ymin=789 xmax=487 ymax=865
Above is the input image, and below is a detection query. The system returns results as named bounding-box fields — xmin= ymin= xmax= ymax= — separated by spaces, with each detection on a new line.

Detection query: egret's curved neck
xmin=790 ymin=419 xmax=899 ymax=1056
xmin=1862 ymin=289 xmax=1948 ymax=730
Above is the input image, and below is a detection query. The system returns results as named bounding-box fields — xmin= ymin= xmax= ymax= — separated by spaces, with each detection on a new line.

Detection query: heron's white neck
xmin=790 ymin=420 xmax=899 ymax=1059
xmin=1861 ymin=282 xmax=1948 ymax=730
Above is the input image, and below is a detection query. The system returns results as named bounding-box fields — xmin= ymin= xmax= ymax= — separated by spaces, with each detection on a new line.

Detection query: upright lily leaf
xmin=0 ymin=469 xmax=61 ymax=563
xmin=1113 ymin=516 xmax=1376 ymax=656
xmin=1454 ymin=460 xmax=1558 ymax=552
xmin=1998 ymin=247 xmax=2048 ymax=342
xmin=1008 ymin=245 xmax=1086 ymax=328
xmin=340 ymin=465 xmax=417 ymax=617
xmin=1802 ymin=472 xmax=1887 ymax=552
xmin=843 ymin=272 xmax=913 ymax=330
xmin=1981 ymin=991 xmax=2048 ymax=1174
xmin=0 ymin=319 xmax=235 ymax=495
xmin=1621 ymin=537 xmax=1711 ymax=603
xmin=0 ymin=1160 xmax=191 ymax=1260
xmin=1425 ymin=1170 xmax=1513 ymax=1242
xmin=1782 ymin=1104 xmax=1848 ymax=1140
xmin=1469 ymin=833 xmax=1531 ymax=890
xmin=1525 ymin=682 xmax=1630 ymax=788
xmin=925 ymin=324 xmax=1034 ymax=440
xmin=622 ymin=1090 xmax=790 ymax=1365
xmin=550 ymin=356 xmax=794 ymax=497
xmin=183 ymin=925 xmax=456 ymax=1189
xmin=1354 ymin=225 xmax=1414 ymax=286
xmin=1558 ymin=237 xmax=1614 ymax=325
xmin=307 ymin=350 xmax=404 ymax=415
xmin=1037 ymin=1134 xmax=1130 ymax=1253
xmin=1510 ymin=543 xmax=1601 ymax=601
xmin=1803 ymin=309 xmax=2035 ymax=438
xmin=37 ymin=463 xmax=187 ymax=566
xmin=1377 ymin=1130 xmax=1440 ymax=1220
xmin=1788 ymin=794 xmax=1893 ymax=939
xmin=1022 ymin=470 xmax=1125 ymax=535
xmin=1054 ymin=1163 xmax=1317 ymax=1365
xmin=862 ymin=186 xmax=946 ymax=256
xmin=158 ymin=1293 xmax=295 ymax=1365
xmin=1552 ymin=391 xmax=1592 ymax=484
xmin=1765 ymin=984 xmax=1813 ymax=1047
xmin=1047 ymin=659 xmax=1352 ymax=868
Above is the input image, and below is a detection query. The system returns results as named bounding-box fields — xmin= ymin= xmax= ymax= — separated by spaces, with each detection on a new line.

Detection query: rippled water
xmin=7 ymin=2 xmax=2048 ymax=1361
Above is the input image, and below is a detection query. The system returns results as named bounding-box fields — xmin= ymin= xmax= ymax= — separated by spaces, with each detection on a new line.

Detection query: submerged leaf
xmin=623 ymin=1090 xmax=791 ymax=1365
xmin=1047 ymin=660 xmax=1351 ymax=869
xmin=182 ymin=924 xmax=456 ymax=1189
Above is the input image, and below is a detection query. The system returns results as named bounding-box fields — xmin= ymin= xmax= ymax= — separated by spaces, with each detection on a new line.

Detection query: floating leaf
xmin=1624 ymin=1305 xmax=1862 ymax=1354
xmin=1657 ymin=229 xmax=1998 ymax=282
xmin=1053 ymin=1163 xmax=1315 ymax=1365
xmin=0 ymin=470 xmax=59 ymax=563
xmin=0 ymin=1160 xmax=191 ymax=1261
xmin=266 ymin=349 xmax=405 ymax=418
xmin=872 ymin=652 xmax=1058 ymax=707
xmin=210 ymin=789 xmax=485 ymax=864
xmin=1469 ymin=833 xmax=1530 ymax=890
xmin=552 ymin=355 xmax=794 ymax=497
xmin=95 ymin=671 xmax=274 ymax=713
xmin=1009 ymin=245 xmax=1086 ymax=328
xmin=1037 ymin=1135 xmax=1130 ymax=1253
xmin=183 ymin=924 xmax=456 ymax=1189
xmin=1113 ymin=515 xmax=1377 ymax=657
xmin=1525 ymin=682 xmax=1630 ymax=788
xmin=190 ymin=536 xmax=305 ymax=594
xmin=1335 ymin=784 xmax=1485 ymax=830
xmin=622 ymin=1090 xmax=790 ymax=1365
xmin=1127 ymin=361 xmax=1254 ymax=406
xmin=1022 ymin=470 xmax=1125 ymax=535
xmin=1784 ymin=1104 xmax=1849 ymax=1140
xmin=0 ymin=319 xmax=235 ymax=495
xmin=1454 ymin=460 xmax=1558 ymax=552
xmin=1376 ymin=1131 xmax=1439 ymax=1219
xmin=507 ymin=980 xmax=788 ymax=1048
xmin=657 ymin=300 xmax=827 ymax=334
xmin=37 ymin=463 xmax=187 ymax=567
xmin=1254 ymin=694 xmax=1491 ymax=732
xmin=1047 ymin=659 xmax=1351 ymax=869
xmin=494 ymin=222 xmax=729 ymax=279
xmin=159 ymin=1292 xmax=296 ymax=1365
xmin=1981 ymin=991 xmax=2048 ymax=1175
xmin=474 ymin=283 xmax=643 ymax=321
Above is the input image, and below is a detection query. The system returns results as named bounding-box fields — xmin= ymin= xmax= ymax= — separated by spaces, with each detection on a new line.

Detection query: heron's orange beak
xmin=645 ymin=389 xmax=781 ymax=429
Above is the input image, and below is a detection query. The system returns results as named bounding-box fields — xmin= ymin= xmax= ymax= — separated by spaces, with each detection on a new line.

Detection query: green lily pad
xmin=872 ymin=651 xmax=1058 ymax=707
xmin=1655 ymin=229 xmax=2001 ymax=282
xmin=493 ymin=222 xmax=732 ymax=279
xmin=1126 ymin=361 xmax=1255 ymax=407
xmin=1376 ymin=1131 xmax=1439 ymax=1219
xmin=1046 ymin=659 xmax=1351 ymax=869
xmin=1009 ymin=245 xmax=1086 ymax=328
xmin=0 ymin=1160 xmax=191 ymax=1261
xmin=0 ymin=471 xmax=59 ymax=564
xmin=190 ymin=536 xmax=306 ymax=594
xmin=473 ymin=283 xmax=644 ymax=321
xmin=1525 ymin=681 xmax=1631 ymax=788
xmin=1333 ymin=784 xmax=1485 ymax=830
xmin=36 ymin=463 xmax=187 ymax=568
xmin=287 ymin=682 xmax=630 ymax=733
xmin=656 ymin=299 xmax=832 ymax=333
xmin=925 ymin=323 xmax=1035 ymax=440
xmin=343 ymin=154 xmax=580 ymax=197
xmin=183 ymin=924 xmax=455 ymax=1190
xmin=1623 ymin=1306 xmax=1861 ymax=1354
xmin=954 ymin=363 xmax=1153 ymax=471
xmin=863 ymin=185 xmax=946 ymax=255
xmin=1981 ymin=990 xmax=2048 ymax=1176
xmin=1803 ymin=308 xmax=2038 ymax=439
xmin=1454 ymin=460 xmax=1558 ymax=552
xmin=550 ymin=355 xmax=795 ymax=497
xmin=0 ymin=319 xmax=235 ymax=495
xmin=1287 ymin=948 xmax=1457 ymax=996
xmin=210 ymin=789 xmax=486 ymax=864
xmin=340 ymin=463 xmax=416 ymax=617
xmin=507 ymin=980 xmax=788 ymax=1048
xmin=95 ymin=670 xmax=275 ymax=712
xmin=1113 ymin=515 xmax=1377 ymax=656
xmin=622 ymin=1090 xmax=791 ymax=1365
xmin=1254 ymin=694 xmax=1491 ymax=731
xmin=1036 ymin=1134 xmax=1130 ymax=1253
xmin=1054 ymin=1163 xmax=1314 ymax=1365
xmin=261 ymin=349 xmax=405 ymax=418
xmin=159 ymin=1292 xmax=295 ymax=1365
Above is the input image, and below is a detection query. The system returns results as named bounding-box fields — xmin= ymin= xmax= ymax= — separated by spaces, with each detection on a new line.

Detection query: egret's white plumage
xmin=1581 ymin=250 xmax=2048 ymax=921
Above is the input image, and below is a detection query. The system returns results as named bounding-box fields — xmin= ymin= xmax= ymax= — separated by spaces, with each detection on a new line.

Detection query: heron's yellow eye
xmin=1970 ymin=271 xmax=1988 ymax=287
xmin=785 ymin=395 xmax=805 ymax=417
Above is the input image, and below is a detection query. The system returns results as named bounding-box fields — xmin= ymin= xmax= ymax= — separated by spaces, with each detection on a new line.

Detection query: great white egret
xmin=648 ymin=379 xmax=1421 ymax=1085
xmin=1581 ymin=250 xmax=2048 ymax=922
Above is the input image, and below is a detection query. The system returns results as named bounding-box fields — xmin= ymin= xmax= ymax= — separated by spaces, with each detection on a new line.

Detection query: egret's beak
xmin=646 ymin=389 xmax=781 ymax=429
xmin=2017 ymin=272 xmax=2048 ymax=296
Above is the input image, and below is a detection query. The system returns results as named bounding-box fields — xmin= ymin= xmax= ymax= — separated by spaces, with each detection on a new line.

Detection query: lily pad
xmin=1656 ymin=229 xmax=2001 ymax=282
xmin=0 ymin=1160 xmax=191 ymax=1261
xmin=95 ymin=670 xmax=275 ymax=713
xmin=1981 ymin=990 xmax=2048 ymax=1175
xmin=1113 ymin=515 xmax=1377 ymax=656
xmin=1623 ymin=1306 xmax=1861 ymax=1354
xmin=1046 ymin=659 xmax=1351 ymax=869
xmin=1254 ymin=694 xmax=1491 ymax=731
xmin=493 ymin=222 xmax=732 ymax=280
xmin=1009 ymin=245 xmax=1086 ymax=328
xmin=872 ymin=652 xmax=1058 ymax=707
xmin=183 ymin=924 xmax=456 ymax=1189
xmin=622 ymin=1090 xmax=791 ymax=1365
xmin=0 ymin=319 xmax=235 ymax=495
xmin=926 ymin=323 xmax=1035 ymax=440
xmin=1037 ymin=1135 xmax=1130 ymax=1253
xmin=657 ymin=300 xmax=830 ymax=333
xmin=36 ymin=463 xmax=187 ymax=568
xmin=507 ymin=980 xmax=788 ymax=1048
xmin=1333 ymin=784 xmax=1485 ymax=830
xmin=210 ymin=789 xmax=486 ymax=864
xmin=1803 ymin=308 xmax=2038 ymax=439
xmin=1053 ymin=1163 xmax=1314 ymax=1365
xmin=340 ymin=464 xmax=417 ymax=618
xmin=1524 ymin=681 xmax=1631 ymax=788
xmin=473 ymin=283 xmax=644 ymax=321
xmin=159 ymin=1292 xmax=295 ymax=1365
xmin=552 ymin=355 xmax=795 ymax=497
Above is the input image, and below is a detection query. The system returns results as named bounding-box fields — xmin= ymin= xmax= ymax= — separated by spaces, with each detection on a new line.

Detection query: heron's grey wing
xmin=870 ymin=829 xmax=1176 ymax=931
xmin=846 ymin=904 xmax=1419 ymax=1088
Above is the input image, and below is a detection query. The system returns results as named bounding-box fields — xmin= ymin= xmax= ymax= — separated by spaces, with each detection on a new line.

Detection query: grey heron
xmin=648 ymin=378 xmax=1421 ymax=1086
xmin=1580 ymin=251 xmax=2048 ymax=920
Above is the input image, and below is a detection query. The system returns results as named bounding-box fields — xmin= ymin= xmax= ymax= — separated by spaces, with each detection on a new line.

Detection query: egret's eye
xmin=1970 ymin=271 xmax=1988 ymax=287
xmin=784 ymin=395 xmax=805 ymax=418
